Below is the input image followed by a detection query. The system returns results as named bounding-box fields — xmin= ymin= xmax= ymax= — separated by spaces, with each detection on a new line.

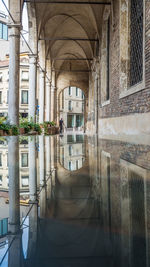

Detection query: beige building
xmin=59 ymin=87 xmax=84 ymax=129
xmin=0 ymin=10 xmax=30 ymax=118
xmin=0 ymin=138 xmax=30 ymax=192
xmin=0 ymin=53 xmax=30 ymax=118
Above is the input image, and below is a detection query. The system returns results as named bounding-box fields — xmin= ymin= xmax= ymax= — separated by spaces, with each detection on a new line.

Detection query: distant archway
xmin=58 ymin=86 xmax=86 ymax=132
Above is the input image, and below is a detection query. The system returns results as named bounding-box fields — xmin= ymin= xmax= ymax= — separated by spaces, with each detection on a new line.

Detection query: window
xmin=0 ymin=218 xmax=8 ymax=237
xmin=69 ymin=145 xmax=72 ymax=156
xmin=82 ymin=91 xmax=84 ymax=99
xmin=68 ymin=86 xmax=72 ymax=96
xmin=130 ymin=0 xmax=143 ymax=87
xmin=67 ymin=135 xmax=74 ymax=143
xmin=76 ymin=135 xmax=83 ymax=143
xmin=0 ymin=175 xmax=2 ymax=185
xmin=62 ymin=90 xmax=64 ymax=109
xmin=21 ymin=71 xmax=29 ymax=81
xmin=0 ymin=91 xmax=2 ymax=104
xmin=21 ymin=176 xmax=29 ymax=187
xmin=0 ymin=153 xmax=2 ymax=167
xmin=21 ymin=153 xmax=28 ymax=167
xmin=76 ymin=160 xmax=79 ymax=170
xmin=0 ymin=22 xmax=8 ymax=41
xmin=82 ymin=102 xmax=84 ymax=112
xmin=0 ymin=73 xmax=2 ymax=82
xmin=76 ymin=87 xmax=79 ymax=97
xmin=120 ymin=0 xmax=144 ymax=97
xmin=68 ymin=161 xmax=72 ymax=171
xmin=68 ymin=100 xmax=72 ymax=111
xmin=21 ymin=90 xmax=28 ymax=104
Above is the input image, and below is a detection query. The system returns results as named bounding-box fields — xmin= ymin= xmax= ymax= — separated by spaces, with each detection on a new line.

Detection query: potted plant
xmin=11 ymin=125 xmax=19 ymax=136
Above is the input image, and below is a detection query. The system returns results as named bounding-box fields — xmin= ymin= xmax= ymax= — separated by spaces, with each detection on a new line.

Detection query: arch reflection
xmin=59 ymin=135 xmax=85 ymax=171
xmin=0 ymin=136 xmax=149 ymax=266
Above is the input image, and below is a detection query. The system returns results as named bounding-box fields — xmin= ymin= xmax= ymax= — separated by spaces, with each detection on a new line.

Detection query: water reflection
xmin=59 ymin=134 xmax=85 ymax=171
xmin=0 ymin=135 xmax=150 ymax=266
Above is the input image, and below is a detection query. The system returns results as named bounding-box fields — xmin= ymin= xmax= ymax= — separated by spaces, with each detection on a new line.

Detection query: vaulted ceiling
xmin=25 ymin=0 xmax=111 ymax=92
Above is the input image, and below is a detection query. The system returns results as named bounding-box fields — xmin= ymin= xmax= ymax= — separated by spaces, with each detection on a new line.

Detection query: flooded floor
xmin=0 ymin=134 xmax=150 ymax=267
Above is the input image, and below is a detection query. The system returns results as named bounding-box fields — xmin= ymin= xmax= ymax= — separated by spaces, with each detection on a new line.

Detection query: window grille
xmin=0 ymin=73 xmax=2 ymax=82
xmin=0 ymin=153 xmax=2 ymax=167
xmin=76 ymin=87 xmax=79 ymax=97
xmin=106 ymin=17 xmax=110 ymax=101
xmin=0 ymin=92 xmax=2 ymax=104
xmin=68 ymin=100 xmax=72 ymax=111
xmin=130 ymin=0 xmax=143 ymax=87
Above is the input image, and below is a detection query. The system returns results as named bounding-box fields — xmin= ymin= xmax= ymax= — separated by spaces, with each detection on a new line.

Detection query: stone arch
xmin=56 ymin=84 xmax=88 ymax=129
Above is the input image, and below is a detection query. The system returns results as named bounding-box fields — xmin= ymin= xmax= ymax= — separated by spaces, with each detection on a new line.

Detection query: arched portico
xmin=6 ymin=0 xmax=149 ymax=137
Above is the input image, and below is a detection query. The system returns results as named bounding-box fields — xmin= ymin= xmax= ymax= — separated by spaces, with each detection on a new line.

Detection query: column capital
xmin=7 ymin=23 xmax=22 ymax=30
xmin=39 ymin=69 xmax=46 ymax=78
xmin=8 ymin=23 xmax=22 ymax=39
xmin=51 ymin=85 xmax=57 ymax=92
xmin=29 ymin=53 xmax=37 ymax=58
xmin=46 ymin=80 xmax=51 ymax=86
xmin=29 ymin=53 xmax=37 ymax=64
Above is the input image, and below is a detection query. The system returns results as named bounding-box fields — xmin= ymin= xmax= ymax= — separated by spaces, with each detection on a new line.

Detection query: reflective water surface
xmin=0 ymin=135 xmax=150 ymax=267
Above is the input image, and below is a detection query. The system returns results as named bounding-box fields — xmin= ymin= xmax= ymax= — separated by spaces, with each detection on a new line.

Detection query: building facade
xmin=0 ymin=10 xmax=31 ymax=118
xmin=0 ymin=53 xmax=30 ymax=118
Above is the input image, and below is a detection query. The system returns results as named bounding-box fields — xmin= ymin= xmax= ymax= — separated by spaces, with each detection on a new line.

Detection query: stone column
xmin=84 ymin=97 xmax=88 ymax=133
xmin=51 ymin=86 xmax=55 ymax=122
xmin=27 ymin=203 xmax=38 ymax=258
xmin=39 ymin=70 xmax=45 ymax=123
xmin=45 ymin=80 xmax=51 ymax=122
xmin=39 ymin=136 xmax=47 ymax=217
xmin=45 ymin=136 xmax=51 ymax=200
xmin=29 ymin=54 xmax=37 ymax=122
xmin=95 ymin=77 xmax=99 ymax=134
xmin=8 ymin=136 xmax=20 ymax=234
xmin=39 ymin=135 xmax=44 ymax=186
xmin=8 ymin=24 xmax=21 ymax=125
xmin=29 ymin=136 xmax=37 ymax=203
xmin=8 ymin=234 xmax=22 ymax=267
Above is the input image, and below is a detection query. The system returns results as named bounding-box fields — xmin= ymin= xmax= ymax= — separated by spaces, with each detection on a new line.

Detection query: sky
xmin=0 ymin=0 xmax=8 ymax=13
xmin=0 ymin=0 xmax=28 ymax=39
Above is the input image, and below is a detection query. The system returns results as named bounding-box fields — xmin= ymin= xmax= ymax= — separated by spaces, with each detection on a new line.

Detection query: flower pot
xmin=20 ymin=128 xmax=25 ymax=135
xmin=3 ymin=131 xmax=8 ymax=136
xmin=55 ymin=127 xmax=59 ymax=134
xmin=9 ymin=129 xmax=12 ymax=135
xmin=0 ymin=130 xmax=3 ymax=136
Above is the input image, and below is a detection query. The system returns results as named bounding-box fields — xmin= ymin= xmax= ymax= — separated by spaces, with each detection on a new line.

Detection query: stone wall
xmin=87 ymin=0 xmax=150 ymax=136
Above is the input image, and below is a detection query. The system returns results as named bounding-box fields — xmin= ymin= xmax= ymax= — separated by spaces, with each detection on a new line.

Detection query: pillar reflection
xmin=8 ymin=136 xmax=20 ymax=234
xmin=29 ymin=136 xmax=37 ymax=203
xmin=8 ymin=136 xmax=22 ymax=267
